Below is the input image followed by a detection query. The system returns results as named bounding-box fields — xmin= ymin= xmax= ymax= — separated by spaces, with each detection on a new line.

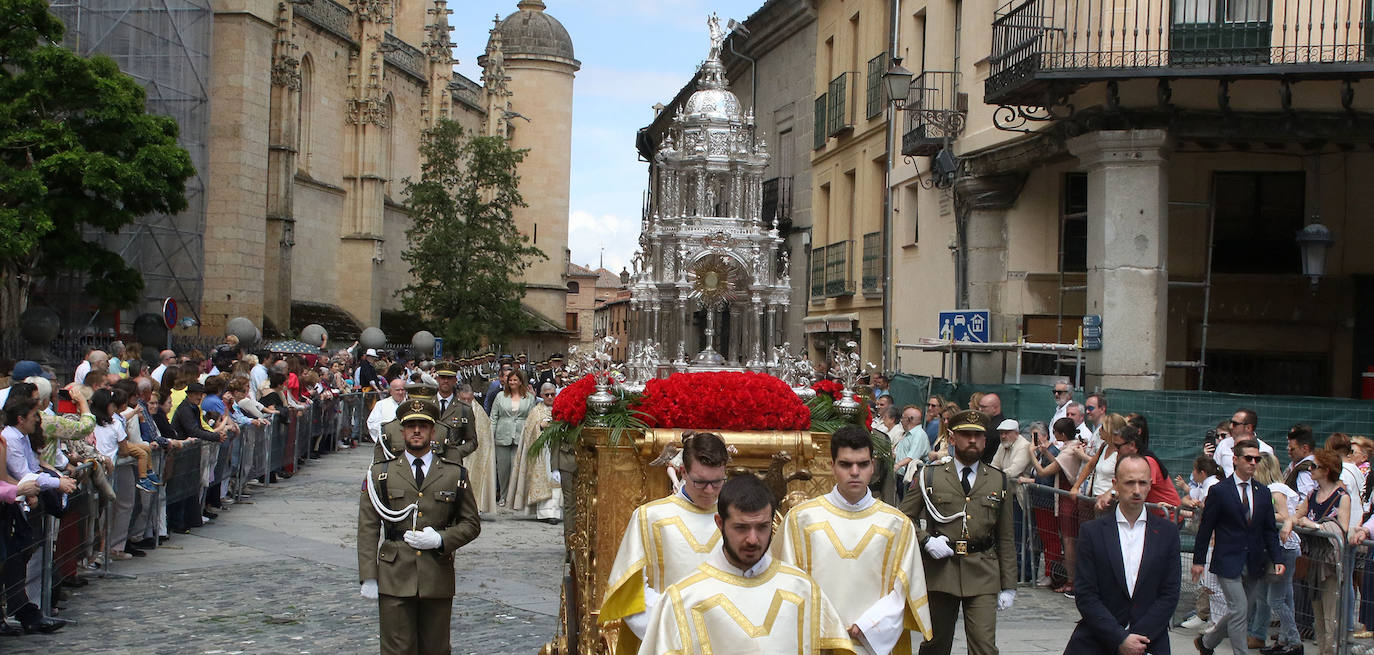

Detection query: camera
xmin=1204 ymin=428 xmax=1219 ymax=449
xmin=58 ymin=388 xmax=72 ymax=401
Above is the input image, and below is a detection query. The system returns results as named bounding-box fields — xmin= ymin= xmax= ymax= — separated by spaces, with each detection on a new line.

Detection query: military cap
xmin=549 ymin=352 xmax=565 ymax=362
xmin=949 ymin=409 xmax=990 ymax=433
xmin=398 ymin=397 xmax=439 ymax=424
xmin=434 ymin=361 xmax=460 ymax=377
xmin=405 ymin=382 xmax=438 ymax=398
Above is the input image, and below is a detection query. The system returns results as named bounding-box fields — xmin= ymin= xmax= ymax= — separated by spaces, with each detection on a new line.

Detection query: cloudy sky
xmin=452 ymin=0 xmax=761 ymax=274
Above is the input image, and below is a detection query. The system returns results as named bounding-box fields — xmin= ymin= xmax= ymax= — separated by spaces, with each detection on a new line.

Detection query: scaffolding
xmin=45 ymin=0 xmax=210 ymax=330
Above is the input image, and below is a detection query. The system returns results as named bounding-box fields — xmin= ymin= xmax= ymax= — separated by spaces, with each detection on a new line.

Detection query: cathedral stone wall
xmin=201 ymin=6 xmax=275 ymax=335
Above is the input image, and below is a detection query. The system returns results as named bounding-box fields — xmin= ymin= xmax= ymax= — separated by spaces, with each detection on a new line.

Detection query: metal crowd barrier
xmin=4 ymin=391 xmax=378 ymax=627
xmin=1008 ymin=478 xmax=1368 ymax=655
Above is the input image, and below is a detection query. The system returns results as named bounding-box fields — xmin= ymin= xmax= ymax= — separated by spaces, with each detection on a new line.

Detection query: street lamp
xmin=1295 ymin=220 xmax=1336 ymax=289
xmin=882 ymin=57 xmax=914 ymax=108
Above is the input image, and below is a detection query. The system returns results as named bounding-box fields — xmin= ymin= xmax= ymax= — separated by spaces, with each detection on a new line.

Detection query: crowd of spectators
xmin=0 ymin=339 xmax=458 ymax=638
xmin=867 ymin=375 xmax=1374 ymax=655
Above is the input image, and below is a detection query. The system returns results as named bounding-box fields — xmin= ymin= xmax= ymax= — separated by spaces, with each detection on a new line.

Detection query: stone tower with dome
xmin=480 ymin=0 xmax=579 ymax=348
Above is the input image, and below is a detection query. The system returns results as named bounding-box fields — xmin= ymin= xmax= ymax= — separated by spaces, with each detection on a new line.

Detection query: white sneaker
xmin=1181 ymin=615 xmax=1207 ymax=630
xmin=1035 ymin=575 xmax=1053 ymax=588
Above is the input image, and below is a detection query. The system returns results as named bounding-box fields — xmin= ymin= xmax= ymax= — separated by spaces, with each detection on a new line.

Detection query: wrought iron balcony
xmin=761 ymin=177 xmax=793 ymax=232
xmin=827 ymin=72 xmax=859 ymax=137
xmin=901 ymin=71 xmax=969 ymax=157
xmin=986 ymin=0 xmax=1374 ymax=106
xmin=824 ymin=240 xmax=855 ymax=297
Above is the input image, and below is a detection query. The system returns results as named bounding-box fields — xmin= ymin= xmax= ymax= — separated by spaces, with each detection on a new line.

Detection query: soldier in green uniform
xmin=432 ymin=361 xmax=478 ymax=461
xmin=358 ymin=397 xmax=481 ymax=655
xmin=900 ymin=409 xmax=1016 ymax=655
xmin=374 ymin=384 xmax=440 ymax=464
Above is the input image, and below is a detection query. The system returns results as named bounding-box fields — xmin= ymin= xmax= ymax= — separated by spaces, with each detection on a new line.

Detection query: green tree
xmin=400 ymin=119 xmax=546 ymax=350
xmin=0 ymin=0 xmax=195 ymax=327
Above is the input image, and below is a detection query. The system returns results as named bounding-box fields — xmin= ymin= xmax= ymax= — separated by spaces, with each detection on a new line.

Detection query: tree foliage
xmin=400 ymin=120 xmax=546 ymax=350
xmin=0 ymin=0 xmax=195 ymax=324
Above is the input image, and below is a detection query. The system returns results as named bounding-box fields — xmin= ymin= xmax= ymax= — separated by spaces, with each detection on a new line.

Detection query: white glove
xmin=360 ymin=579 xmax=378 ymax=599
xmin=997 ymin=589 xmax=1016 ymax=611
xmin=403 ymin=526 xmax=443 ymax=550
xmin=923 ymin=535 xmax=955 ymax=559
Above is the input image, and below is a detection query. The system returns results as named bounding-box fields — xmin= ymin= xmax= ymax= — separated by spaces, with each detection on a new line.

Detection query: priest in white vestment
xmin=459 ymin=387 xmax=496 ymax=514
xmin=601 ymin=432 xmax=731 ymax=653
xmin=780 ymin=426 xmax=934 ymax=655
xmin=638 ymin=474 xmax=855 ymax=655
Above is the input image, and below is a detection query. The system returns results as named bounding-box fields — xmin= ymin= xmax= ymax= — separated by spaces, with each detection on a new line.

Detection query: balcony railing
xmin=827 ymin=72 xmax=859 ymax=137
xmin=861 ymin=231 xmax=883 ymax=295
xmin=814 ymin=94 xmax=828 ymax=149
xmin=810 ymin=244 xmax=827 ymax=299
xmin=901 ymin=71 xmax=968 ymax=157
xmin=986 ymin=0 xmax=1374 ymax=105
xmin=761 ymin=177 xmax=793 ymax=232
xmin=824 ymin=240 xmax=855 ymax=297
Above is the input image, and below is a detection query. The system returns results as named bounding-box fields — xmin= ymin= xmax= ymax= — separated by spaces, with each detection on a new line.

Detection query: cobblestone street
xmin=5 ymin=443 xmax=1203 ymax=654
xmin=7 ymin=447 xmax=566 ymax=655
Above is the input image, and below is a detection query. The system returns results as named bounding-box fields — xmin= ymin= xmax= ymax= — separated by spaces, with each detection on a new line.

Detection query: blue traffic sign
xmin=938 ymin=309 xmax=991 ymax=343
xmin=1083 ymin=337 xmax=1103 ymax=351
xmin=1082 ymin=325 xmax=1103 ymax=339
xmin=1083 ymin=314 xmax=1102 ymax=327
xmin=434 ymin=337 xmax=444 ymax=359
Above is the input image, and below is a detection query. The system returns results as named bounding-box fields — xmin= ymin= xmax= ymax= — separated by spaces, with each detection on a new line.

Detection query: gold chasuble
xmin=638 ymin=548 xmax=855 ymax=655
xmin=778 ymin=490 xmax=932 ymax=655
xmin=601 ymin=493 xmax=722 ymax=652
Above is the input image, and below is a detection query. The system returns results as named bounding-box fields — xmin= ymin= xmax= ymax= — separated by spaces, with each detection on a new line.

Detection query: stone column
xmin=1067 ymin=129 xmax=1172 ymax=390
xmin=954 ymin=172 xmax=1027 ymax=384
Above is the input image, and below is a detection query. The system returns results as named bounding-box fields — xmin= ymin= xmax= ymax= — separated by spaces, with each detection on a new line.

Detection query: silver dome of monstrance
xmin=622 ymin=13 xmax=792 ymax=382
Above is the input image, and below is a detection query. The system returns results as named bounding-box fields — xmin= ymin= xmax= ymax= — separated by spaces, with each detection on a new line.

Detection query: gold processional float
xmin=533 ymin=338 xmax=874 ymax=655
xmin=536 ymin=15 xmax=878 ymax=653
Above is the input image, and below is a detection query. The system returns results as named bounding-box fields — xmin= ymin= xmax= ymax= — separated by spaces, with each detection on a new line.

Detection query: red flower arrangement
xmin=551 ymin=374 xmax=597 ymax=425
xmin=810 ymin=379 xmax=844 ymax=400
xmin=635 ymin=371 xmax=811 ymax=431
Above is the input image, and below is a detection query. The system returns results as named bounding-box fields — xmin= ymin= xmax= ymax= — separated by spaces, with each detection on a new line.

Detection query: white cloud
xmin=567 ymin=209 xmax=640 ymax=273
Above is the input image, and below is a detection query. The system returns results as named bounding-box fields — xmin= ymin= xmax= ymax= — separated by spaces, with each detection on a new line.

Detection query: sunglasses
xmin=1085 ymin=405 xmax=1097 ymax=412
xmin=1229 ymin=420 xmax=1252 ymax=427
xmin=1239 ymin=455 xmax=1262 ymax=463
xmin=1053 ymin=389 xmax=1070 ymax=395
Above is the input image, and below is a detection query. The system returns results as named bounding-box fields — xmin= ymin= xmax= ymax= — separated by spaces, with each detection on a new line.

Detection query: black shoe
xmin=130 ymin=538 xmax=157 ymax=549
xmin=21 ymin=617 xmax=65 ymax=634
xmin=0 ymin=620 xmax=20 ymax=637
xmin=1195 ymin=635 xmax=1215 ymax=655
xmin=158 ymin=535 xmax=170 ymax=545
xmin=125 ymin=547 xmax=146 ymax=557
xmin=203 ymin=510 xmax=219 ymax=520
xmin=1280 ymin=645 xmax=1304 ymax=655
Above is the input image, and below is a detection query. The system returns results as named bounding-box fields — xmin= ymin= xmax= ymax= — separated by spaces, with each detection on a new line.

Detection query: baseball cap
xmin=12 ymin=360 xmax=50 ymax=380
xmin=365 ymin=348 xmax=379 ymax=357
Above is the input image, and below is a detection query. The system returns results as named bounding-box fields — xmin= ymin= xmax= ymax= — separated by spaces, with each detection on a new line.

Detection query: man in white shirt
xmin=1214 ymin=408 xmax=1274 ymax=478
xmin=73 ymin=350 xmax=107 ymax=386
xmin=1049 ymin=378 xmax=1073 ymax=427
xmin=1083 ymin=393 xmax=1107 ymax=450
xmin=1065 ymin=402 xmax=1094 ymax=447
xmin=249 ymin=355 xmax=269 ymax=399
xmin=150 ymin=349 xmax=176 ymax=384
xmin=1065 ymin=454 xmax=1181 ymax=654
xmin=1285 ymin=426 xmax=1318 ymax=501
xmin=367 ymin=378 xmax=408 ymax=445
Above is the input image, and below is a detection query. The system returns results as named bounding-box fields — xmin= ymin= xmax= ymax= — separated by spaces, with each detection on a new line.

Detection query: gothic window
xmin=383 ymin=94 xmax=395 ymax=196
xmin=298 ymin=55 xmax=313 ymax=173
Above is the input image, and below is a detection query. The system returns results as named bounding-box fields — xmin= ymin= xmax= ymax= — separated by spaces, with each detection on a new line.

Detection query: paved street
xmin=8 ymin=447 xmax=565 ymax=655
xmin=6 ymin=444 xmax=1208 ymax=654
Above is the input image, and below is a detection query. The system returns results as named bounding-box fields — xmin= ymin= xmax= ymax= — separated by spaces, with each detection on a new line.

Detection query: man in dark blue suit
xmin=1191 ymin=439 xmax=1284 ymax=655
xmin=1067 ymin=454 xmax=1181 ymax=655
